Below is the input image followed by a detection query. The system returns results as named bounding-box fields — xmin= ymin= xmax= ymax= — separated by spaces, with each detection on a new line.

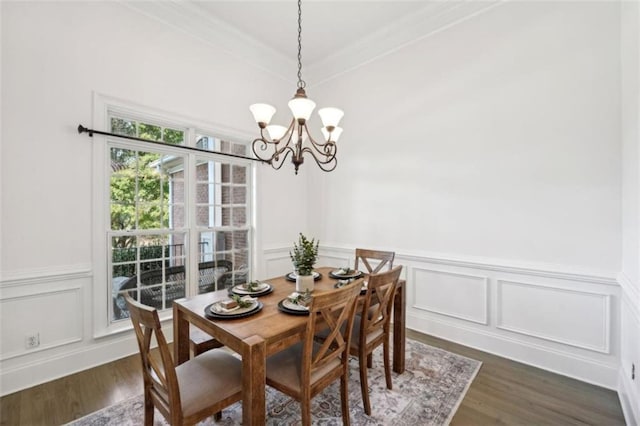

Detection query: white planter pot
xmin=295 ymin=274 xmax=314 ymax=293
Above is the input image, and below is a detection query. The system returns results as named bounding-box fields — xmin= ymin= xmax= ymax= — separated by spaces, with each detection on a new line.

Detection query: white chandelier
xmin=249 ymin=0 xmax=343 ymax=175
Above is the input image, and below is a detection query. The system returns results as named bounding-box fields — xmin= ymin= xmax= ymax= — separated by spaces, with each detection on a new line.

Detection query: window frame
xmin=92 ymin=93 xmax=255 ymax=337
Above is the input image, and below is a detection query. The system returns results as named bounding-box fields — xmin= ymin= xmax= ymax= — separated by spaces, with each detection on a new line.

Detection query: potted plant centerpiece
xmin=290 ymin=233 xmax=319 ymax=293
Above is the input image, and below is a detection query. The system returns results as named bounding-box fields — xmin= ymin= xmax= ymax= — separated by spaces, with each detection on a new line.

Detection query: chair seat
xmin=266 ymin=342 xmax=341 ymax=393
xmin=176 ymin=349 xmax=242 ymax=418
xmin=350 ymin=315 xmax=384 ymax=351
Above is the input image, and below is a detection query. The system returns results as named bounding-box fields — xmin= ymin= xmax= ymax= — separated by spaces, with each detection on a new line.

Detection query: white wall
xmin=620 ymin=1 xmax=640 ymax=424
xmin=0 ymin=1 xmax=305 ymax=395
xmin=307 ymin=1 xmax=624 ymax=390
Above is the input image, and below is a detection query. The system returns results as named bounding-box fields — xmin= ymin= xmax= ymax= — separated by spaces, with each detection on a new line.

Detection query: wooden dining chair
xmin=125 ymin=296 xmax=242 ymax=425
xmin=354 ymin=248 xmax=395 ymax=275
xmin=351 ymin=265 xmax=403 ymax=416
xmin=353 ymin=248 xmax=396 ymax=365
xmin=265 ymin=282 xmax=362 ymax=426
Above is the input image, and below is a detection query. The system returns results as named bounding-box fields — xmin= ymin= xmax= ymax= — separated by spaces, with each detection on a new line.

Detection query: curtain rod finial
xmin=77 ymin=124 xmax=93 ymax=136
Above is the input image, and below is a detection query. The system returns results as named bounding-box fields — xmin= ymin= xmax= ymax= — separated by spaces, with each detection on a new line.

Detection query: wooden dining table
xmin=173 ymin=266 xmax=406 ymax=425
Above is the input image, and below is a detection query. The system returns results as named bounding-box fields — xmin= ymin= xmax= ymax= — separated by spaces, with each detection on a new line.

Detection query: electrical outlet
xmin=25 ymin=333 xmax=40 ymax=349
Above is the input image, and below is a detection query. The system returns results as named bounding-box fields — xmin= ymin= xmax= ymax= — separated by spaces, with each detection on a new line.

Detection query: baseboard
xmin=0 ymin=319 xmax=172 ymax=397
xmin=0 ymin=334 xmax=132 ymax=396
xmin=618 ymin=368 xmax=640 ymax=426
xmin=407 ymin=314 xmax=619 ymax=390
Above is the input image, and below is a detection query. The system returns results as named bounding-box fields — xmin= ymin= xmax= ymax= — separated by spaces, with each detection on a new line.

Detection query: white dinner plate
xmin=282 ymin=298 xmax=309 ymax=311
xmin=209 ymin=299 xmax=259 ymax=316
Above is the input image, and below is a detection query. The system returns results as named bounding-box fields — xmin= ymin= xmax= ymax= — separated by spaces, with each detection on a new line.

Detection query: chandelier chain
xmin=296 ymin=0 xmax=306 ymax=89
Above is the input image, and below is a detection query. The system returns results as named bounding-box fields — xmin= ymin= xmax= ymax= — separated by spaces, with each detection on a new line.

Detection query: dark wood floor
xmin=0 ymin=330 xmax=625 ymax=425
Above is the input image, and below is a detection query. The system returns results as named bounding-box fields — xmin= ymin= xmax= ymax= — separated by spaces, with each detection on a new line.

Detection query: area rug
xmin=68 ymin=339 xmax=481 ymax=426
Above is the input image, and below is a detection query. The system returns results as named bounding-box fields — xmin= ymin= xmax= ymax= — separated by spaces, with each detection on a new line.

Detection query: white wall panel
xmin=412 ymin=268 xmax=488 ymax=325
xmin=497 ymin=280 xmax=610 ymax=353
xmin=1 ymin=286 xmax=83 ymax=360
xmin=311 ymin=0 xmax=621 ymax=276
xmin=397 ymin=249 xmax=619 ymax=388
xmin=263 ymin=249 xmax=293 ymax=279
xmin=619 ymin=275 xmax=640 ymax=426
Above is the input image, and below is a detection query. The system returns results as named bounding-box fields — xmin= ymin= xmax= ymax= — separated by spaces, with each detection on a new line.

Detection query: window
xmin=101 ymin=107 xmax=253 ymax=326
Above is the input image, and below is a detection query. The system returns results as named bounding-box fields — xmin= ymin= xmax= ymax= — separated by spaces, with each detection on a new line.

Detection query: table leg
xmin=173 ymin=304 xmax=190 ymax=365
xmin=242 ymin=335 xmax=266 ymax=425
xmin=393 ymin=280 xmax=406 ymax=373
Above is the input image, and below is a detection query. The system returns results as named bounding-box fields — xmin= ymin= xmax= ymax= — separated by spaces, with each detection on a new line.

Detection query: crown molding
xmin=307 ymin=1 xmax=505 ymax=86
xmin=117 ymin=0 xmax=294 ymax=83
xmin=117 ymin=0 xmax=504 ymax=86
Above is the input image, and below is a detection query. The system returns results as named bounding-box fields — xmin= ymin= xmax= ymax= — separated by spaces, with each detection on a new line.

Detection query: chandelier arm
xmin=300 ymin=146 xmax=337 ymax=165
xmin=301 ymin=147 xmax=338 ymax=172
xmin=251 ymin=119 xmax=297 ymax=162
xmin=300 ymin=124 xmax=334 ymax=150
xmin=270 ymin=146 xmax=295 ymax=170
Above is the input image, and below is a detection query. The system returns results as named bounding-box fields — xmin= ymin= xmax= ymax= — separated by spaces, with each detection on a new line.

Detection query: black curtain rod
xmin=77 ymin=124 xmax=268 ymax=164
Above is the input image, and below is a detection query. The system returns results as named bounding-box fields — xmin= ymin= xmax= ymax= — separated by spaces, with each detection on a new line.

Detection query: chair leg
xmin=383 ymin=338 xmax=392 ymax=390
xmin=367 ymin=353 xmax=373 ymax=369
xmin=301 ymin=398 xmax=312 ymax=426
xmin=143 ymin=390 xmax=154 ymax=426
xmin=359 ymin=350 xmax=372 ymax=415
xmin=341 ymin=371 xmax=351 ymax=426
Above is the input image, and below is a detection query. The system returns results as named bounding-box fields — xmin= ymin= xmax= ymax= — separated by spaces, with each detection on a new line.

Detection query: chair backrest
xmin=303 ymin=282 xmax=362 ymax=388
xmin=360 ymin=265 xmax=403 ymax=338
xmin=125 ymin=295 xmax=182 ymax=424
xmin=354 ymin=248 xmax=395 ymax=275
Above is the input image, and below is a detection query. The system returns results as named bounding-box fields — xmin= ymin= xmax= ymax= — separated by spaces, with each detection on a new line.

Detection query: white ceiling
xmin=123 ymin=1 xmax=503 ymax=84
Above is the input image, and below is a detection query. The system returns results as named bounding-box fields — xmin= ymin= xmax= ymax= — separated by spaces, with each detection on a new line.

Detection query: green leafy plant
xmin=245 ymin=281 xmax=261 ymax=292
xmin=290 ymin=233 xmax=319 ymax=276
xmin=230 ymin=294 xmax=253 ymax=308
xmin=288 ymin=289 xmax=312 ymax=306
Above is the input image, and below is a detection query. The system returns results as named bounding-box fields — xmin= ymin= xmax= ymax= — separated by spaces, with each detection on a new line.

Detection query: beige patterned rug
xmin=68 ymin=339 xmax=481 ymax=426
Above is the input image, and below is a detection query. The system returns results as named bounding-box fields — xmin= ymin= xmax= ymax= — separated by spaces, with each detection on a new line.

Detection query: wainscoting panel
xmin=497 ymin=280 xmax=610 ymax=353
xmin=0 ymin=248 xmax=623 ymax=396
xmin=264 ymin=256 xmax=291 ymax=278
xmin=363 ymin=249 xmax=621 ymax=389
xmin=412 ymin=268 xmax=488 ymax=325
xmin=618 ymin=275 xmax=640 ymax=426
xmin=0 ymin=280 xmax=83 ymax=361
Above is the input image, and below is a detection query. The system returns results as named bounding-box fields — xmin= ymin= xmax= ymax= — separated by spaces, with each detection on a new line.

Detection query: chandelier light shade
xmin=250 ymin=0 xmax=343 ymax=175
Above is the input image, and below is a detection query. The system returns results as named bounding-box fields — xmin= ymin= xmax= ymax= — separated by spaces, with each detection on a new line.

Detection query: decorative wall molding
xmin=320 ymin=245 xmax=618 ymax=286
xmin=0 ymin=331 xmax=142 ymax=397
xmin=398 ymin=252 xmax=617 ymax=286
xmin=0 ymin=264 xmax=92 ymax=288
xmin=412 ymin=268 xmax=489 ymax=325
xmin=118 ymin=0 xmax=292 ymax=82
xmin=0 ymin=268 xmax=87 ymax=365
xmin=618 ymin=367 xmax=640 ymax=426
xmin=0 ymin=286 xmax=83 ymax=361
xmin=408 ymin=312 xmax=620 ymax=389
xmin=118 ymin=0 xmax=505 ymax=86
xmin=310 ymin=1 xmax=504 ymax=85
xmin=314 ymin=243 xmax=621 ymax=388
xmin=618 ymin=272 xmax=640 ymax=322
xmin=0 ymin=245 xmax=622 ymax=395
xmin=496 ymin=280 xmax=611 ymax=354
